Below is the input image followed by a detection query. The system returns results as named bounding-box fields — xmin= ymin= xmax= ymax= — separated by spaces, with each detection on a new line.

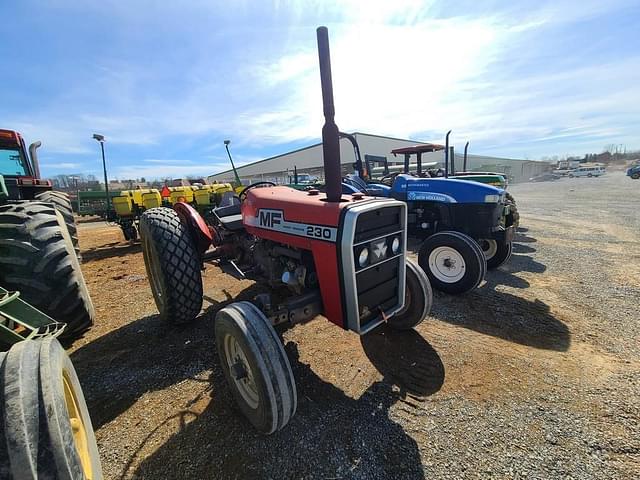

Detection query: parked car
xmin=626 ymin=164 xmax=640 ymax=180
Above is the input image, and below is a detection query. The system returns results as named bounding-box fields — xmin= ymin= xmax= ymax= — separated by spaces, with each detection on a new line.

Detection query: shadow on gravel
xmin=502 ymin=253 xmax=547 ymax=275
xmin=71 ymin=284 xmax=265 ymax=428
xmin=130 ymin=339 xmax=432 ymax=480
xmin=431 ymin=281 xmax=570 ymax=351
xmin=514 ymin=232 xmax=537 ymax=243
xmin=512 ymin=243 xmax=536 ymax=254
xmin=82 ymin=242 xmax=141 ymax=262
xmin=361 ymin=324 xmax=445 ymax=398
xmin=74 ymin=288 xmax=438 ymax=479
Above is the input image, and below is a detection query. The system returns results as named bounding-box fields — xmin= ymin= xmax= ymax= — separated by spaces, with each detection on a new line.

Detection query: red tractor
xmin=140 ymin=27 xmax=433 ymax=434
xmin=0 ymin=130 xmax=94 ymax=340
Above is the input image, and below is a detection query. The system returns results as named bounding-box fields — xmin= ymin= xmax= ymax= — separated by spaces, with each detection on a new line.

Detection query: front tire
xmin=139 ymin=208 xmax=203 ymax=324
xmin=478 ymin=238 xmax=513 ymax=269
xmin=0 ymin=338 xmax=103 ymax=479
xmin=0 ymin=202 xmax=94 ymax=340
xmin=418 ymin=231 xmax=486 ymax=294
xmin=215 ymin=302 xmax=297 ymax=434
xmin=387 ymin=260 xmax=432 ymax=330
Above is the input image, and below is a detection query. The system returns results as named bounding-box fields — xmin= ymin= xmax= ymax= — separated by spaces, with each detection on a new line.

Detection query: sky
xmin=1 ymin=0 xmax=638 ymax=180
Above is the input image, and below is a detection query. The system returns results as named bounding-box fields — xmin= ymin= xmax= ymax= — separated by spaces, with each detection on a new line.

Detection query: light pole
xmin=92 ymin=134 xmax=111 ymax=217
xmin=224 ymin=139 xmax=242 ymax=187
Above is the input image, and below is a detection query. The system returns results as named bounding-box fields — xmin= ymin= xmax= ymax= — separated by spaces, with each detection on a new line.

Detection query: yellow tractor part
xmin=194 ymin=188 xmax=212 ymax=206
xmin=210 ymin=183 xmax=234 ymax=195
xmin=130 ymin=188 xmax=160 ymax=208
xmin=141 ymin=190 xmax=162 ymax=209
xmin=112 ymin=193 xmax=134 ymax=217
xmin=169 ymin=186 xmax=195 ymax=205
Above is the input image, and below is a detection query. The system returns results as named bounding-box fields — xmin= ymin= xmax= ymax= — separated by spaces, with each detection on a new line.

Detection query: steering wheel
xmin=342 ymin=175 xmax=368 ymax=193
xmin=238 ymin=181 xmax=276 ymax=201
xmin=379 ymin=172 xmax=401 ymax=185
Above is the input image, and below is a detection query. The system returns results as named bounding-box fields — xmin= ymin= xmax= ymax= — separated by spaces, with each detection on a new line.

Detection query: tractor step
xmin=0 ymin=286 xmax=65 ymax=347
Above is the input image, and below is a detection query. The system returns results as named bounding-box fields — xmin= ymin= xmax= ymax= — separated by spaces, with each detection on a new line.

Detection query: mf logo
xmin=258 ymin=209 xmax=282 ymax=228
xmin=371 ymin=239 xmax=388 ymax=261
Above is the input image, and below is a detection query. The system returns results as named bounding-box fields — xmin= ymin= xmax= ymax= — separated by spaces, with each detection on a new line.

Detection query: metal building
xmin=208 ymin=132 xmax=551 ymax=184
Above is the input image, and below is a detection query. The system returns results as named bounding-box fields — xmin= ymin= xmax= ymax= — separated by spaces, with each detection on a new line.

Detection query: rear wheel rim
xmin=63 ymin=371 xmax=94 ymax=479
xmin=224 ymin=334 xmax=259 ymax=409
xmin=428 ymin=246 xmax=466 ymax=283
xmin=478 ymin=239 xmax=498 ymax=260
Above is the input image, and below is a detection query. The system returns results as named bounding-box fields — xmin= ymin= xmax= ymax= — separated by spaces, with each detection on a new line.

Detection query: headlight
xmin=391 ymin=236 xmax=401 ymax=255
xmin=358 ymin=247 xmax=369 ymax=267
xmin=484 ymin=194 xmax=500 ymax=203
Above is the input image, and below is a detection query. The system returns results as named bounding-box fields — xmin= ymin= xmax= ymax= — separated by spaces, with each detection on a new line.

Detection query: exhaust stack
xmin=463 ymin=141 xmax=469 ymax=171
xmin=29 ymin=141 xmax=42 ymax=178
xmin=449 ymin=146 xmax=455 ymax=175
xmin=316 ymin=26 xmax=342 ymax=203
xmin=444 ymin=130 xmax=451 ymax=178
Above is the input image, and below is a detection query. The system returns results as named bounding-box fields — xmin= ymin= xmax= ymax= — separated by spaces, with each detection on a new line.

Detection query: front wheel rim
xmin=63 ymin=372 xmax=94 ymax=479
xmin=224 ymin=334 xmax=259 ymax=409
xmin=428 ymin=246 xmax=466 ymax=283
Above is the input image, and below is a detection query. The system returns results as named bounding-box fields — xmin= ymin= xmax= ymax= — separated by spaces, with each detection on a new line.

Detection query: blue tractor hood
xmin=390 ymin=174 xmax=504 ymax=204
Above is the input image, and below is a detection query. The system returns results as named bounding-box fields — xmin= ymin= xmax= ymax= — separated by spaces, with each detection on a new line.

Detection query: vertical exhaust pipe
xmin=444 ymin=130 xmax=451 ymax=178
xmin=294 ymin=165 xmax=299 ymax=184
xmin=463 ymin=141 xmax=469 ymax=171
xmin=450 ymin=146 xmax=455 ymax=175
xmin=316 ymin=26 xmax=342 ymax=203
xmin=29 ymin=141 xmax=42 ymax=178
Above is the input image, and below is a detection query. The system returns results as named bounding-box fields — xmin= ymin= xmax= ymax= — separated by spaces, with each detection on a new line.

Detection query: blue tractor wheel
xmin=418 ymin=231 xmax=486 ymax=294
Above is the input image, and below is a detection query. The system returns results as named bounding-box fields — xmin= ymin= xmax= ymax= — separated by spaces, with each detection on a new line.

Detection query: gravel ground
xmin=70 ymin=170 xmax=639 ymax=479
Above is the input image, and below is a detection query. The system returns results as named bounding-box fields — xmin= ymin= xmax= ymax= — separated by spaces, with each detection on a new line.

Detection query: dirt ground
xmin=70 ymin=171 xmax=639 ymax=479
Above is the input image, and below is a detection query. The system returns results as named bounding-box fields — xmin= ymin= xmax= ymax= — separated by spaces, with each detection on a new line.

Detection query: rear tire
xmin=35 ymin=191 xmax=80 ymax=260
xmin=215 ymin=302 xmax=297 ymax=434
xmin=478 ymin=238 xmax=513 ymax=269
xmin=418 ymin=231 xmax=486 ymax=294
xmin=0 ymin=202 xmax=94 ymax=340
xmin=387 ymin=260 xmax=432 ymax=330
xmin=139 ymin=207 xmax=203 ymax=324
xmin=0 ymin=338 xmax=102 ymax=479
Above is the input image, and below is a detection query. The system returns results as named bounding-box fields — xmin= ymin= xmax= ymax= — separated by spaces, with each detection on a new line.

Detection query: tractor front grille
xmin=340 ymin=200 xmax=406 ymax=334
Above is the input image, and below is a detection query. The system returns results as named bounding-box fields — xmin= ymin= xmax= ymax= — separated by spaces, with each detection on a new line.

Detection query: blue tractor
xmin=340 ymin=132 xmax=515 ymax=294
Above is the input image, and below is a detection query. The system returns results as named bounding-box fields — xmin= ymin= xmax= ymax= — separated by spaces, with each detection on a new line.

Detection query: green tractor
xmin=0 ymin=129 xmax=95 ymax=340
xmin=0 ymin=286 xmax=103 ymax=478
xmin=448 ymin=140 xmax=519 ymax=229
xmin=0 ymin=129 xmax=102 ymax=477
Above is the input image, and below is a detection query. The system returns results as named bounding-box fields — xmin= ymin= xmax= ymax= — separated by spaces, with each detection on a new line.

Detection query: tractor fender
xmin=173 ymin=202 xmax=212 ymax=255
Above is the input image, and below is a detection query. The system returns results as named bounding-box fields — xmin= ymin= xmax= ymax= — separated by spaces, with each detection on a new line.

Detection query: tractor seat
xmin=213 ymin=203 xmax=244 ymax=231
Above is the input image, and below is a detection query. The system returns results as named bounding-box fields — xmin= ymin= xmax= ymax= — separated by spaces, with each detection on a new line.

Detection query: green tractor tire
xmin=505 ymin=192 xmax=520 ymax=229
xmin=0 ymin=202 xmax=94 ymax=341
xmin=0 ymin=338 xmax=103 ymax=478
xmin=35 ymin=190 xmax=80 ymax=260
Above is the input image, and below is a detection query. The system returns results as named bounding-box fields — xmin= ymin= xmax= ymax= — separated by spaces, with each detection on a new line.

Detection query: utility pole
xmin=92 ymin=134 xmax=111 ymax=217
